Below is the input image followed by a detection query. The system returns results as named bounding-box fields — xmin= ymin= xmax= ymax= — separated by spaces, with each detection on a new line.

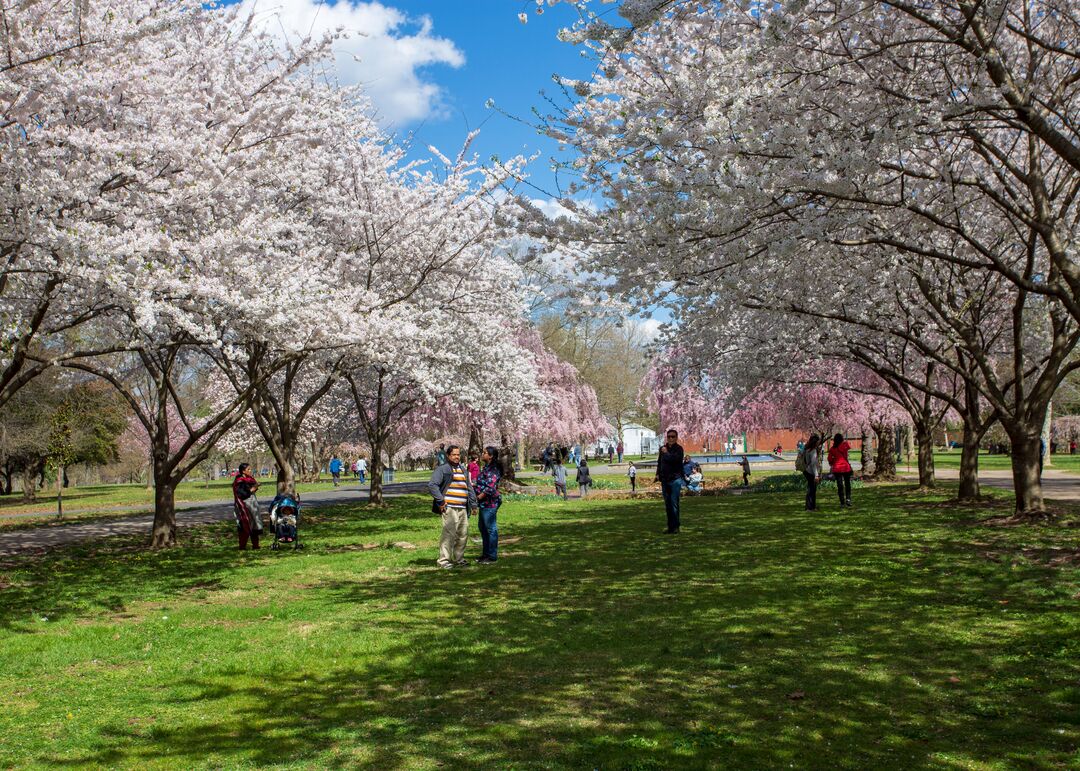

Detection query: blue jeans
xmin=478 ymin=505 xmax=499 ymax=560
xmin=661 ymin=479 xmax=683 ymax=531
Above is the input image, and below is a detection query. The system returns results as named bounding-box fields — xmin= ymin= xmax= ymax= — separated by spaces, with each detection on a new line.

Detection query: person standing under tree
xmin=740 ymin=455 xmax=751 ymax=487
xmin=576 ymin=458 xmax=592 ymax=497
xmin=553 ymin=461 xmax=568 ymax=499
xmin=357 ymin=456 xmax=367 ymax=484
xmin=232 ymin=463 xmax=263 ymax=550
xmin=329 ymin=455 xmax=343 ymax=487
xmin=428 ymin=445 xmax=477 ymax=570
xmin=627 ymin=461 xmax=637 ymax=492
xmin=617 ymin=441 xmax=624 ymax=463
xmin=827 ymin=433 xmax=853 ymax=507
xmin=799 ymin=435 xmax=823 ymax=512
xmin=473 ymin=446 xmax=502 ymax=564
xmin=656 ymin=428 xmax=685 ymax=533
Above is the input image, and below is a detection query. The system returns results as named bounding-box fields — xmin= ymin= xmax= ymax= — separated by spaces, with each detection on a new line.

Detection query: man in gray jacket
xmin=428 ymin=445 xmax=478 ymax=569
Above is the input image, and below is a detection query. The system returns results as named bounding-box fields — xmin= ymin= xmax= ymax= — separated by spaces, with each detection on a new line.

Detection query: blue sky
xmin=230 ymin=0 xmax=598 ymax=197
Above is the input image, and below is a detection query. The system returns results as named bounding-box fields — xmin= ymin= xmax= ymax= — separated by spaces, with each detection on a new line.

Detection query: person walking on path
xmin=740 ymin=455 xmax=751 ymax=487
xmin=799 ymin=435 xmax=823 ymax=511
xmin=576 ymin=458 xmax=592 ymax=497
xmin=232 ymin=463 xmax=263 ymax=550
xmin=474 ymin=446 xmax=502 ymax=564
xmin=656 ymin=428 xmax=685 ymax=533
xmin=329 ymin=455 xmax=343 ymax=487
xmin=617 ymin=441 xmax=624 ymax=463
xmin=356 ymin=457 xmax=367 ymax=484
xmin=608 ymin=445 xmax=615 ymax=464
xmin=627 ymin=461 xmax=637 ymax=492
xmin=828 ymin=433 xmax=853 ymax=507
xmin=553 ymin=461 xmax=568 ymax=499
xmin=428 ymin=445 xmax=477 ymax=569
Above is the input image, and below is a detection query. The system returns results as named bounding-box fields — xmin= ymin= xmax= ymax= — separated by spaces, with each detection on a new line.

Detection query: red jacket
xmin=827 ymin=441 xmax=852 ymax=474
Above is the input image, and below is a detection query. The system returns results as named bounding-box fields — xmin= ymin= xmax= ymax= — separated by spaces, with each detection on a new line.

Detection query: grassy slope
xmin=1 ymin=486 xmax=1078 ymax=769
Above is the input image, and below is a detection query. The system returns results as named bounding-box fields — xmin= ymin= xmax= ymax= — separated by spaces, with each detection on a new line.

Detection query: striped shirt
xmin=444 ymin=466 xmax=470 ymax=509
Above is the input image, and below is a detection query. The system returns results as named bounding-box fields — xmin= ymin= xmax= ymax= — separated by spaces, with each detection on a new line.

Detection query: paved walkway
xmin=0 ymin=482 xmax=428 ymax=557
xmin=899 ymin=467 xmax=1080 ymax=502
xmin=4 ymin=466 xmax=1078 ymax=559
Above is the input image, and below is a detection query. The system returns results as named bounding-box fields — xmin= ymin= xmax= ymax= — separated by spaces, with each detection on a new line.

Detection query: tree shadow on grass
xmin=0 ymin=499 xmax=400 ymax=630
xmin=37 ymin=489 xmax=1080 ymax=768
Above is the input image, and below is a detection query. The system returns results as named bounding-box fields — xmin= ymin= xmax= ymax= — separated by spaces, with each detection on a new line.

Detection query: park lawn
xmin=0 ymin=473 xmax=434 ymax=526
xmin=1 ymin=486 xmax=1078 ymax=768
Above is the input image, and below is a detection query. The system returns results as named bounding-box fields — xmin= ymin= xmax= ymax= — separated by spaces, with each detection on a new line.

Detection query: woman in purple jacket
xmin=474 ymin=446 xmax=503 ymax=564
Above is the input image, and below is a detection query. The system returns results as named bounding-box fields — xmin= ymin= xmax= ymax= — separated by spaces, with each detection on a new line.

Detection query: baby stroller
xmin=269 ymin=493 xmax=303 ymax=550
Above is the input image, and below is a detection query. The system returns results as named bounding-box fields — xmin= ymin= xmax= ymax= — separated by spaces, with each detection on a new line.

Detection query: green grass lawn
xmin=0 ymin=472 xmax=435 ymax=526
xmin=1 ymin=485 xmax=1078 ymax=768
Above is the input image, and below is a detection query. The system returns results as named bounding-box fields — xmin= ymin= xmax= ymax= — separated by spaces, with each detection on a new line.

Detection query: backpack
xmin=794 ymin=449 xmax=807 ymax=473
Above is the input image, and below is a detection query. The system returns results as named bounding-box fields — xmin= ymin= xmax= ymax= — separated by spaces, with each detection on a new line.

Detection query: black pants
xmin=835 ymin=471 xmax=852 ymax=504
xmin=630 ymin=476 xmax=636 ymax=492
xmin=803 ymin=472 xmax=817 ymax=511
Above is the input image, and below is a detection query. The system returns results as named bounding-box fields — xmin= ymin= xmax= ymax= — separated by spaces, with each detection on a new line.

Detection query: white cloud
xmin=634 ymin=317 xmax=664 ymax=342
xmin=527 ymin=196 xmax=598 ymax=221
xmin=239 ymin=0 xmax=465 ymax=126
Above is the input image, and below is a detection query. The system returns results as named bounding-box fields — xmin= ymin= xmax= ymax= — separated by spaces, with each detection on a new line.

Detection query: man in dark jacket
xmin=655 ymin=428 xmax=685 ymax=533
xmin=428 ymin=445 xmax=478 ymax=569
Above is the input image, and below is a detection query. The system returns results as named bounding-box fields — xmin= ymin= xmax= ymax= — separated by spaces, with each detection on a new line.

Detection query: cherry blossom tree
xmin=527 ymin=0 xmax=1080 ymax=514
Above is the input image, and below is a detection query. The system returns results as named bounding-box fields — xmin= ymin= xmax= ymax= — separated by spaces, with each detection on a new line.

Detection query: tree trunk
xmin=499 ymin=432 xmax=517 ymax=483
xmin=914 ymin=422 xmax=935 ymax=488
xmin=872 ymin=423 xmax=896 ymax=479
xmin=368 ymin=433 xmax=386 ymax=505
xmin=958 ymin=424 xmax=982 ymax=502
xmin=20 ymin=465 xmax=36 ymax=503
xmin=859 ymin=429 xmax=873 ymax=476
xmin=1006 ymin=428 xmax=1045 ymax=515
xmin=145 ymin=459 xmax=153 ymax=491
xmin=149 ymin=480 xmax=178 ymax=548
xmin=468 ymin=421 xmax=483 ymax=461
xmin=276 ymin=461 xmax=296 ymax=497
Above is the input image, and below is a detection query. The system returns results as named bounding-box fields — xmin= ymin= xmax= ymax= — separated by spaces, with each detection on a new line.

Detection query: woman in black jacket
xmin=576 ymin=459 xmax=592 ymax=497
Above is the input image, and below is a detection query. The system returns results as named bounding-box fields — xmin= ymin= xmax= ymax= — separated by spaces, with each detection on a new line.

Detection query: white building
xmin=597 ymin=423 xmax=659 ymax=457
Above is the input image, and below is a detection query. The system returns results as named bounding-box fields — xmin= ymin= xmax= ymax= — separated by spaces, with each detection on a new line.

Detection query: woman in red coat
xmin=232 ymin=463 xmax=263 ymax=549
xmin=827 ymin=433 xmax=853 ymax=508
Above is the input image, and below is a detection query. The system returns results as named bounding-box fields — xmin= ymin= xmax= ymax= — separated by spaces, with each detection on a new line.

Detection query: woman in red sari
xmin=232 ymin=463 xmax=263 ymax=549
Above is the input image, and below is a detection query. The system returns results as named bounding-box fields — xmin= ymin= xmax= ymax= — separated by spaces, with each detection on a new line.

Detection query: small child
xmin=627 ymin=461 xmax=637 ymax=492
